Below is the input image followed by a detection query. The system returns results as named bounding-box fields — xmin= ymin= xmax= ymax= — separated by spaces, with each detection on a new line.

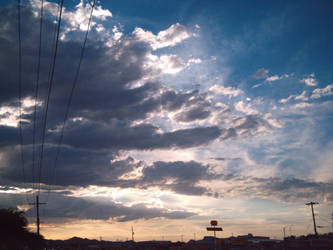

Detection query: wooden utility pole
xmin=131 ymin=226 xmax=135 ymax=241
xmin=29 ymin=195 xmax=46 ymax=236
xmin=283 ymin=226 xmax=286 ymax=239
xmin=306 ymin=202 xmax=319 ymax=235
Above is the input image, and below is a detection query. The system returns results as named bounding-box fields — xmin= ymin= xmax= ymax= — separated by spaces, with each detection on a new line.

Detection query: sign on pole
xmin=207 ymin=227 xmax=223 ymax=231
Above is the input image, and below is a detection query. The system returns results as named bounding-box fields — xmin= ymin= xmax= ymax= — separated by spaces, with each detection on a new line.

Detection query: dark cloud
xmin=1 ymin=145 xmax=221 ymax=197
xmin=217 ymin=115 xmax=273 ymax=140
xmin=58 ymin=120 xmax=221 ymax=150
xmin=228 ymin=176 xmax=333 ymax=202
xmin=256 ymin=177 xmax=333 ymax=202
xmin=136 ymin=161 xmax=222 ymax=196
xmin=175 ymin=105 xmax=211 ymax=122
xmin=160 ymin=90 xmax=197 ymax=111
xmin=210 ymin=157 xmax=242 ymax=161
xmin=267 ymin=178 xmax=322 ymax=191
xmin=0 ymin=192 xmax=195 ymax=222
xmin=0 ymin=126 xmax=19 ymax=147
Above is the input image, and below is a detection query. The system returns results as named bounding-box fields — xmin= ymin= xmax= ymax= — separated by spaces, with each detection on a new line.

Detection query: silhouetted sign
xmin=207 ymin=227 xmax=223 ymax=231
xmin=210 ymin=220 xmax=218 ymax=226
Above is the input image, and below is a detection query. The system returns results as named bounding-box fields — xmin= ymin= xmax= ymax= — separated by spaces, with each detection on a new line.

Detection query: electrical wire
xmin=317 ymin=214 xmax=332 ymax=225
xmin=37 ymin=0 xmax=64 ymax=195
xmin=45 ymin=0 xmax=97 ymax=202
xmin=32 ymin=0 xmax=44 ymax=195
xmin=17 ymin=0 xmax=31 ymax=204
xmin=36 ymin=1 xmax=60 ymax=196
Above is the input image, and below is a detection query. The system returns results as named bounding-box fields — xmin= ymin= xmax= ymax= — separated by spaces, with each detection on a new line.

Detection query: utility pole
xmin=131 ymin=226 xmax=134 ymax=241
xmin=283 ymin=227 xmax=286 ymax=239
xmin=29 ymin=195 xmax=46 ymax=236
xmin=306 ymin=202 xmax=319 ymax=235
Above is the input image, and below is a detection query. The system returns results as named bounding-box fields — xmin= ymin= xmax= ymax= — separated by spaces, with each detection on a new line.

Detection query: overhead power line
xmin=17 ymin=0 xmax=30 ymax=203
xmin=46 ymin=0 xmax=97 ymax=201
xmin=37 ymin=0 xmax=64 ymax=195
xmin=32 ymin=0 xmax=44 ymax=195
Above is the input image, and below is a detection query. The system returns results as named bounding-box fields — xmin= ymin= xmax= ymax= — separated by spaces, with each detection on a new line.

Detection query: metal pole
xmin=214 ymin=225 xmax=216 ymax=250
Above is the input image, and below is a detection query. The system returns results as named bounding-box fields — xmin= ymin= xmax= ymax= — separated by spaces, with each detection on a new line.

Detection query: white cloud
xmin=300 ymin=73 xmax=318 ymax=86
xmin=294 ymin=90 xmax=308 ymax=101
xmin=266 ymin=75 xmax=280 ymax=81
xmin=0 ymin=97 xmax=40 ymax=127
xmin=159 ymin=55 xmax=186 ymax=74
xmin=279 ymin=95 xmax=293 ymax=104
xmin=310 ymin=84 xmax=333 ymax=99
xmin=209 ymin=85 xmax=243 ymax=97
xmin=279 ymin=91 xmax=308 ymax=103
xmin=234 ymin=101 xmax=259 ymax=115
xmin=112 ymin=26 xmax=123 ymax=40
xmin=263 ymin=113 xmax=283 ymax=128
xmin=266 ymin=74 xmax=289 ymax=82
xmin=144 ymin=54 xmax=187 ymax=75
xmin=252 ymin=71 xmax=289 ymax=88
xmin=29 ymin=0 xmax=59 ymax=17
xmin=62 ymin=0 xmax=111 ymax=31
xmin=133 ymin=23 xmax=190 ymax=50
xmin=30 ymin=0 xmax=112 ymax=40
xmin=291 ymin=102 xmax=313 ymax=109
xmin=95 ymin=24 xmax=105 ymax=32
xmin=187 ymin=58 xmax=202 ymax=64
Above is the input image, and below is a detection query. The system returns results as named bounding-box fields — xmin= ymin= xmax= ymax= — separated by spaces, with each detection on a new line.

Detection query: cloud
xmin=58 ymin=120 xmax=221 ymax=151
xmin=209 ymin=85 xmax=243 ymax=97
xmin=175 ymin=105 xmax=211 ymax=123
xmin=265 ymin=74 xmax=289 ymax=82
xmin=291 ymin=102 xmax=313 ymax=109
xmin=300 ymin=73 xmax=318 ymax=86
xmin=310 ymin=84 xmax=333 ymax=99
xmin=234 ymin=101 xmax=259 ymax=115
xmin=30 ymin=0 xmax=112 ymax=40
xmin=0 ymin=1 xmax=308 ymax=216
xmin=138 ymin=161 xmax=221 ymax=196
xmin=279 ymin=90 xmax=308 ymax=103
xmin=252 ymin=70 xmax=289 ymax=88
xmin=210 ymin=157 xmax=242 ymax=161
xmin=257 ymin=177 xmax=332 ymax=202
xmin=133 ymin=23 xmax=190 ymax=50
xmin=1 ymin=143 xmax=223 ymax=197
xmin=0 ymin=192 xmax=195 ymax=222
xmin=146 ymin=54 xmax=187 ymax=75
xmin=253 ymin=68 xmax=269 ymax=79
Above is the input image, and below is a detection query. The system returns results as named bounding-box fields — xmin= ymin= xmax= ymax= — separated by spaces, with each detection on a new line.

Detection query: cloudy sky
xmin=1 ymin=0 xmax=333 ymax=241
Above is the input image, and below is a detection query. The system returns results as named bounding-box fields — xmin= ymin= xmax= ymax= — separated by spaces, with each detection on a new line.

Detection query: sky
xmin=0 ymin=0 xmax=333 ymax=241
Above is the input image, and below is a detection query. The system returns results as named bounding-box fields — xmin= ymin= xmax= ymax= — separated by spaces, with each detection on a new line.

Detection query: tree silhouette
xmin=0 ymin=208 xmax=45 ymax=250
